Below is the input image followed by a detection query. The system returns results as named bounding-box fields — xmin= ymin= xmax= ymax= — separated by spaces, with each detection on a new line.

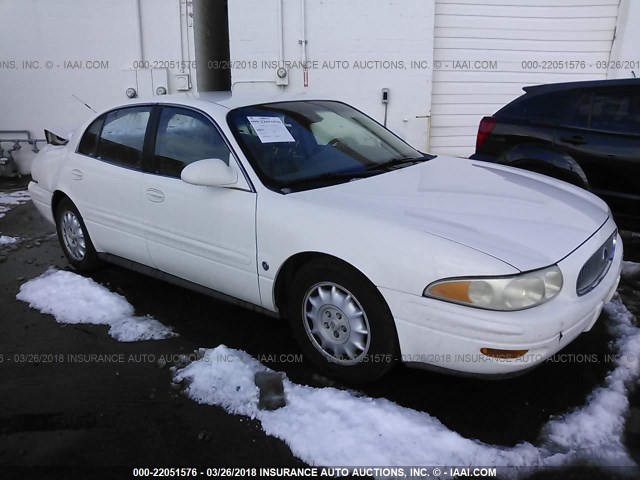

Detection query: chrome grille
xmin=576 ymin=230 xmax=616 ymax=296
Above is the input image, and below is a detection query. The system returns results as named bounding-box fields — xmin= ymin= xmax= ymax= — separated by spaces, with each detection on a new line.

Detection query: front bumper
xmin=381 ymin=216 xmax=622 ymax=376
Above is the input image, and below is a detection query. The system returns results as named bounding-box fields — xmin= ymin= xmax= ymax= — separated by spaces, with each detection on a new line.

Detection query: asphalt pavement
xmin=0 ymin=178 xmax=638 ymax=479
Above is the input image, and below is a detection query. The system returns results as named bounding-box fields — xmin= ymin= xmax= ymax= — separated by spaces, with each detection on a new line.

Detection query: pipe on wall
xmin=300 ymin=0 xmax=307 ymax=65
xmin=177 ymin=0 xmax=194 ymax=84
xmin=178 ymin=0 xmax=185 ymax=72
xmin=0 ymin=134 xmax=46 ymax=177
xmin=134 ymin=0 xmax=145 ymax=62
xmin=1 ymin=130 xmax=33 ymax=143
xmin=277 ymin=0 xmax=285 ymax=68
xmin=0 ymin=131 xmax=44 ymax=153
xmin=185 ymin=0 xmax=194 ymax=80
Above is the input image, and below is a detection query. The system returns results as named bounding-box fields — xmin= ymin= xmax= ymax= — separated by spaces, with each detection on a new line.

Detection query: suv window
xmin=568 ymin=91 xmax=592 ymax=129
xmin=501 ymin=91 xmax=573 ymax=125
xmin=154 ymin=107 xmax=230 ymax=177
xmin=77 ymin=114 xmax=106 ymax=156
xmin=590 ymin=91 xmax=640 ymax=134
xmin=97 ymin=107 xmax=151 ymax=168
xmin=567 ymin=89 xmax=640 ymax=134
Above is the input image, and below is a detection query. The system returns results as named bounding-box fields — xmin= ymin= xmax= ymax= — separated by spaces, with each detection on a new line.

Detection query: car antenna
xmin=72 ymin=94 xmax=97 ymax=113
xmin=632 ymin=70 xmax=636 ymax=78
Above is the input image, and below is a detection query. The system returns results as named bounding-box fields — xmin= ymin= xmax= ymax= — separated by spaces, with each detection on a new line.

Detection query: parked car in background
xmin=29 ymin=92 xmax=622 ymax=382
xmin=471 ymin=78 xmax=640 ymax=231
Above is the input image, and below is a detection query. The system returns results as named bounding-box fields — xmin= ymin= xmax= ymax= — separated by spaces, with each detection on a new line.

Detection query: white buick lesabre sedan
xmin=29 ymin=92 xmax=622 ymax=381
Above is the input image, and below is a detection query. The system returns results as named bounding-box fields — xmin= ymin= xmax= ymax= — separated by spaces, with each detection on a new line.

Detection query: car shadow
xmin=87 ymin=261 xmax=633 ymax=449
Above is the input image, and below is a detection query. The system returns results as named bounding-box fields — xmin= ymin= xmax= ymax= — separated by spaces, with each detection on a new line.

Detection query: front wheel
xmin=287 ymin=260 xmax=399 ymax=382
xmin=55 ymin=197 xmax=101 ymax=272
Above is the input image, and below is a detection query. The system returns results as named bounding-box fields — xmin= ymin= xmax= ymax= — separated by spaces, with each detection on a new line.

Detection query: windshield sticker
xmin=247 ymin=116 xmax=295 ymax=143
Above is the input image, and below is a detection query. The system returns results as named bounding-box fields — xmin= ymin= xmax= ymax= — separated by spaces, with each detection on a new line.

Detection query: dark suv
xmin=471 ymin=78 xmax=640 ymax=231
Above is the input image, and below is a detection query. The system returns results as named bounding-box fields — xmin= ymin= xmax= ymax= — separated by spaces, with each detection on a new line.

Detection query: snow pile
xmin=0 ymin=190 xmax=31 ymax=219
xmin=174 ymin=296 xmax=640 ymax=475
xmin=17 ymin=269 xmax=176 ymax=342
xmin=541 ymin=298 xmax=640 ymax=467
xmin=175 ymin=346 xmax=542 ymax=471
xmin=0 ymin=235 xmax=17 ymax=245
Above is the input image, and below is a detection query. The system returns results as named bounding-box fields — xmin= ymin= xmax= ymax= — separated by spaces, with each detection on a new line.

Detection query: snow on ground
xmin=0 ymin=235 xmax=18 ymax=245
xmin=0 ymin=190 xmax=30 ymax=219
xmin=541 ymin=298 xmax=640 ymax=467
xmin=16 ymin=268 xmax=176 ymax=342
xmin=174 ymin=296 xmax=640 ymax=477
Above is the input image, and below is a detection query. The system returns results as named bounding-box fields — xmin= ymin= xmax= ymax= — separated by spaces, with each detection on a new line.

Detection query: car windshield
xmin=227 ymin=100 xmax=432 ymax=192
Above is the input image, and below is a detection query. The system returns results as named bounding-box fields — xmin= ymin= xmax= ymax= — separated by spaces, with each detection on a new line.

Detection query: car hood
xmin=290 ymin=156 xmax=609 ymax=271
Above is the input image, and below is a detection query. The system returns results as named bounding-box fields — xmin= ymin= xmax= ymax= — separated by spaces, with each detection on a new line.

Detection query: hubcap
xmin=302 ymin=282 xmax=371 ymax=365
xmin=61 ymin=211 xmax=86 ymax=261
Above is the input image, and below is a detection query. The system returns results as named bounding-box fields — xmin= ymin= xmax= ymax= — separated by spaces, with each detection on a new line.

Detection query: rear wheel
xmin=287 ymin=260 xmax=399 ymax=382
xmin=55 ymin=197 xmax=101 ymax=272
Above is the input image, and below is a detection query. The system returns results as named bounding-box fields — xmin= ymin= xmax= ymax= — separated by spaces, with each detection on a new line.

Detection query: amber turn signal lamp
xmin=480 ymin=348 xmax=529 ymax=359
xmin=428 ymin=281 xmax=471 ymax=303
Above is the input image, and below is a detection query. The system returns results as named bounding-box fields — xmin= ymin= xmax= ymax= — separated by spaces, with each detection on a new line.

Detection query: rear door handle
xmin=560 ymin=135 xmax=587 ymax=146
xmin=71 ymin=169 xmax=83 ymax=180
xmin=146 ymin=188 xmax=165 ymax=203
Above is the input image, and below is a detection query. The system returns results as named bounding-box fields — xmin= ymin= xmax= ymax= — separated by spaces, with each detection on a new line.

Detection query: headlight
xmin=424 ymin=265 xmax=563 ymax=311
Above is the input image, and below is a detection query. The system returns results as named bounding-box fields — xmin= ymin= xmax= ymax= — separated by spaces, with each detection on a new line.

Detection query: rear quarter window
xmin=498 ymin=91 xmax=575 ymax=126
xmin=77 ymin=115 xmax=106 ymax=157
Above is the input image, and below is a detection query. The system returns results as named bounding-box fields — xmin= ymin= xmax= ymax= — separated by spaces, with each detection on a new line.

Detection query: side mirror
xmin=180 ymin=158 xmax=238 ymax=187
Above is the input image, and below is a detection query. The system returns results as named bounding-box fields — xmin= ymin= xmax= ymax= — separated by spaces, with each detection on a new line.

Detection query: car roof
xmin=523 ymin=77 xmax=640 ymax=94
xmin=196 ymin=90 xmax=336 ymax=109
xmin=124 ymin=90 xmax=339 ymax=111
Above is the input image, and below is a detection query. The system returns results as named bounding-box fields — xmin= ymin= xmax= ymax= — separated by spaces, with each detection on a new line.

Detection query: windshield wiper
xmin=280 ymin=155 xmax=435 ymax=193
xmin=367 ymin=155 xmax=431 ymax=171
xmin=280 ymin=169 xmax=378 ymax=192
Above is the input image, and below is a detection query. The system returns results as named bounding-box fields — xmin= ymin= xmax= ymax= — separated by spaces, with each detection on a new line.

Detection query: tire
xmin=287 ymin=259 xmax=399 ymax=383
xmin=55 ymin=197 xmax=101 ymax=272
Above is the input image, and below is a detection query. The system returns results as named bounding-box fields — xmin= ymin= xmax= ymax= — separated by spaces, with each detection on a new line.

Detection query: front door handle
xmin=71 ymin=169 xmax=83 ymax=180
xmin=560 ymin=135 xmax=587 ymax=146
xmin=146 ymin=188 xmax=165 ymax=203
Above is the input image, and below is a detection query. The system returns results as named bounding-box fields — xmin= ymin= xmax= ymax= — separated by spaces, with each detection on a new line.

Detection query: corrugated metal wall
xmin=430 ymin=0 xmax=620 ymax=157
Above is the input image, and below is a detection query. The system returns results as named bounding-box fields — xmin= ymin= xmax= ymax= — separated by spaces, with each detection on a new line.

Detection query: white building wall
xmin=430 ymin=0 xmax=621 ymax=158
xmin=608 ymin=0 xmax=640 ymax=79
xmin=0 ymin=0 xmax=192 ymax=174
xmin=227 ymin=0 xmax=435 ymax=150
xmin=3 ymin=0 xmax=640 ymax=175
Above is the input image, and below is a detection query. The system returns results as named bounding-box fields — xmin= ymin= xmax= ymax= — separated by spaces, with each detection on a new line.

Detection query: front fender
xmin=256 ymin=192 xmax=517 ymax=311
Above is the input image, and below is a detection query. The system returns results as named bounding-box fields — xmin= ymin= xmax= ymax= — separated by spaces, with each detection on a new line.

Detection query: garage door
xmin=430 ymin=0 xmax=620 ymax=157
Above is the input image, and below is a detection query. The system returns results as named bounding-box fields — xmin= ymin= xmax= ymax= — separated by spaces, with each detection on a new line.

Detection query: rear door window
xmin=567 ymin=91 xmax=592 ymax=129
xmin=589 ymin=91 xmax=640 ymax=134
xmin=566 ymin=89 xmax=640 ymax=134
xmin=97 ymin=106 xmax=151 ymax=169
